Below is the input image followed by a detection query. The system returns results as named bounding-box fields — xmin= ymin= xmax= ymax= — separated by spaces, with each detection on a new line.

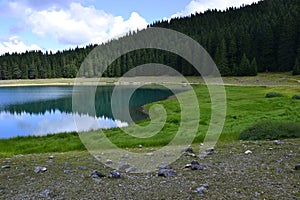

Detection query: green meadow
xmin=1 ymin=78 xmax=299 ymax=157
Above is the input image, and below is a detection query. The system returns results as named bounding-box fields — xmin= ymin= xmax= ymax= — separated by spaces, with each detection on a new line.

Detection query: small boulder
xmin=244 ymin=150 xmax=252 ymax=155
xmin=158 ymin=168 xmax=176 ymax=177
xmin=1 ymin=165 xmax=11 ymax=169
xmin=274 ymin=140 xmax=285 ymax=145
xmin=182 ymin=146 xmax=193 ymax=153
xmin=105 ymin=159 xmax=113 ymax=165
xmin=34 ymin=166 xmax=47 ymax=173
xmin=195 ymin=184 xmax=208 ymax=196
xmin=295 ymin=164 xmax=300 ymax=170
xmin=39 ymin=189 xmax=53 ymax=198
xmin=109 ymin=170 xmax=121 ymax=179
xmin=158 ymin=162 xmax=170 ymax=169
xmin=91 ymin=170 xmax=105 ymax=179
xmin=206 ymin=147 xmax=215 ymax=155
xmin=138 ymin=144 xmax=143 ymax=148
xmin=48 ymin=155 xmax=55 ymax=159
xmin=125 ymin=167 xmax=137 ymax=173
xmin=118 ymin=164 xmax=131 ymax=171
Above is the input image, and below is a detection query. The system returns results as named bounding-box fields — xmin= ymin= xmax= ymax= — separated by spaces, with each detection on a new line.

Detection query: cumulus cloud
xmin=171 ymin=0 xmax=260 ymax=18
xmin=0 ymin=36 xmax=42 ymax=55
xmin=3 ymin=1 xmax=148 ymax=47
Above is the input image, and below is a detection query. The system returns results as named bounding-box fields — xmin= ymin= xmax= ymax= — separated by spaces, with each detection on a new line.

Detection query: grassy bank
xmin=0 ymin=72 xmax=299 ymax=87
xmin=0 ymin=82 xmax=299 ymax=156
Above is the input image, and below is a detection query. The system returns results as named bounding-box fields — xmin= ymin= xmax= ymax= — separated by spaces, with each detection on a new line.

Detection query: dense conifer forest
xmin=0 ymin=0 xmax=299 ymax=79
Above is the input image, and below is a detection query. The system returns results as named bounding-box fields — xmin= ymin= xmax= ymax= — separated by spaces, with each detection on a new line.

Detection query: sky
xmin=0 ymin=0 xmax=260 ymax=54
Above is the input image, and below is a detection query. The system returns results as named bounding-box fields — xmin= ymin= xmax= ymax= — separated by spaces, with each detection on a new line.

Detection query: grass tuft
xmin=238 ymin=120 xmax=300 ymax=140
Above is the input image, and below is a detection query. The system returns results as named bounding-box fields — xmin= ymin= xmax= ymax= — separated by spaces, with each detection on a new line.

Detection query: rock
xmin=125 ymin=167 xmax=137 ymax=173
xmin=158 ymin=168 xmax=177 ymax=177
xmin=138 ymin=144 xmax=143 ymax=148
xmin=34 ymin=166 xmax=47 ymax=173
xmin=274 ymin=140 xmax=285 ymax=145
xmin=295 ymin=164 xmax=300 ymax=170
xmin=109 ymin=170 xmax=121 ymax=179
xmin=184 ymin=152 xmax=197 ymax=157
xmin=191 ymin=160 xmax=200 ymax=165
xmin=1 ymin=165 xmax=11 ymax=169
xmin=182 ymin=146 xmax=193 ymax=153
xmin=184 ymin=164 xmax=192 ymax=168
xmin=105 ymin=159 xmax=113 ymax=165
xmin=91 ymin=170 xmax=105 ymax=179
xmin=122 ymin=154 xmax=130 ymax=159
xmin=145 ymin=153 xmax=154 ymax=156
xmin=244 ymin=150 xmax=252 ymax=155
xmin=39 ymin=189 xmax=53 ymax=198
xmin=48 ymin=155 xmax=55 ymax=159
xmin=79 ymin=166 xmax=87 ymax=170
xmin=64 ymin=169 xmax=75 ymax=173
xmin=191 ymin=164 xmax=204 ymax=170
xmin=206 ymin=147 xmax=215 ymax=155
xmin=0 ymin=189 xmax=5 ymax=194
xmin=158 ymin=162 xmax=170 ymax=169
xmin=284 ymin=153 xmax=294 ymax=157
xmin=118 ymin=164 xmax=131 ymax=171
xmin=195 ymin=184 xmax=208 ymax=196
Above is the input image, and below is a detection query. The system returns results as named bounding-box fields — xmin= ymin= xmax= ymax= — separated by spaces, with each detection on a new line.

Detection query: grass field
xmin=0 ymin=75 xmax=299 ymax=156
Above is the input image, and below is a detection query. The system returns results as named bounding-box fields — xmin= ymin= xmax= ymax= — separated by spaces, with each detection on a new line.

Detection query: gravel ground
xmin=1 ymin=139 xmax=299 ymax=199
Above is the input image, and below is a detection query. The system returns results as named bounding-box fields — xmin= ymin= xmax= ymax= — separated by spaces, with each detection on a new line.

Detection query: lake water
xmin=0 ymin=85 xmax=176 ymax=139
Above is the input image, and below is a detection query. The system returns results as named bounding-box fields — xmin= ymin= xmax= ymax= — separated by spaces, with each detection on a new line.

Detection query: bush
xmin=265 ymin=92 xmax=284 ymax=98
xmin=238 ymin=120 xmax=300 ymax=140
xmin=292 ymin=94 xmax=300 ymax=100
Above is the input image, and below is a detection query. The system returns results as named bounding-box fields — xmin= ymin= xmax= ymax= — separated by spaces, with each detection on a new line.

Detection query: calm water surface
xmin=0 ymin=86 xmax=176 ymax=139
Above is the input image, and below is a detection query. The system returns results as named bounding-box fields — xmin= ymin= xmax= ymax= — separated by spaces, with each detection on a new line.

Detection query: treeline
xmin=0 ymin=0 xmax=299 ymax=80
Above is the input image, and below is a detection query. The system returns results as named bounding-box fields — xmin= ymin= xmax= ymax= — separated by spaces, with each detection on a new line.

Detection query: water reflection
xmin=0 ymin=86 xmax=178 ymax=139
xmin=0 ymin=111 xmax=128 ymax=138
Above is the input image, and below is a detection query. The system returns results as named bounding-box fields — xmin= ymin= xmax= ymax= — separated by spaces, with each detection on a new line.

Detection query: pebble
xmin=39 ymin=189 xmax=53 ymax=198
xmin=274 ymin=140 xmax=285 ymax=145
xmin=118 ymin=164 xmax=131 ymax=171
xmin=105 ymin=159 xmax=113 ymax=165
xmin=1 ymin=165 xmax=11 ymax=169
xmin=295 ymin=164 xmax=300 ymax=170
xmin=182 ymin=146 xmax=193 ymax=153
xmin=284 ymin=153 xmax=294 ymax=157
xmin=109 ymin=170 xmax=121 ymax=179
xmin=34 ymin=166 xmax=47 ymax=173
xmin=64 ymin=169 xmax=76 ymax=173
xmin=158 ymin=162 xmax=170 ymax=169
xmin=125 ymin=167 xmax=137 ymax=173
xmin=91 ymin=170 xmax=105 ymax=179
xmin=206 ymin=147 xmax=215 ymax=155
xmin=244 ymin=150 xmax=252 ymax=155
xmin=158 ymin=168 xmax=177 ymax=177
xmin=195 ymin=184 xmax=208 ymax=196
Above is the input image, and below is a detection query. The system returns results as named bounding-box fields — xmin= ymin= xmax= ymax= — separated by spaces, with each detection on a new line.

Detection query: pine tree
xmin=238 ymin=53 xmax=250 ymax=76
xmin=249 ymin=58 xmax=258 ymax=76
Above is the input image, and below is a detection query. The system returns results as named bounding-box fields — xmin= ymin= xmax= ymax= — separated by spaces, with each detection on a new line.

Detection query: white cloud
xmin=0 ymin=36 xmax=42 ymax=55
xmin=7 ymin=2 xmax=148 ymax=46
xmin=171 ymin=0 xmax=260 ymax=18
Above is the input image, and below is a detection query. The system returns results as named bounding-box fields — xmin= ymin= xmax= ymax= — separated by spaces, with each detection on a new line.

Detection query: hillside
xmin=0 ymin=0 xmax=299 ymax=80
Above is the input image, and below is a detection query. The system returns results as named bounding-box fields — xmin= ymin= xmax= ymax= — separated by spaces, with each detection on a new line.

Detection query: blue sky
xmin=0 ymin=0 xmax=259 ymax=54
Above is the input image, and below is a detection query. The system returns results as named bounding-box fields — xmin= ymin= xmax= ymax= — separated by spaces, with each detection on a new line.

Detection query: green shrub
xmin=265 ymin=92 xmax=284 ymax=98
xmin=292 ymin=94 xmax=300 ymax=100
xmin=238 ymin=120 xmax=300 ymax=140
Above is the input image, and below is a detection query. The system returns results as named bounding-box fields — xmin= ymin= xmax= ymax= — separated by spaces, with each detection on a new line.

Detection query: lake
xmin=0 ymin=85 xmax=177 ymax=139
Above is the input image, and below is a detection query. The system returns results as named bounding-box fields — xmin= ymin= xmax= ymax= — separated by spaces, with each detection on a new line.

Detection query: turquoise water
xmin=0 ymin=86 xmax=175 ymax=138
